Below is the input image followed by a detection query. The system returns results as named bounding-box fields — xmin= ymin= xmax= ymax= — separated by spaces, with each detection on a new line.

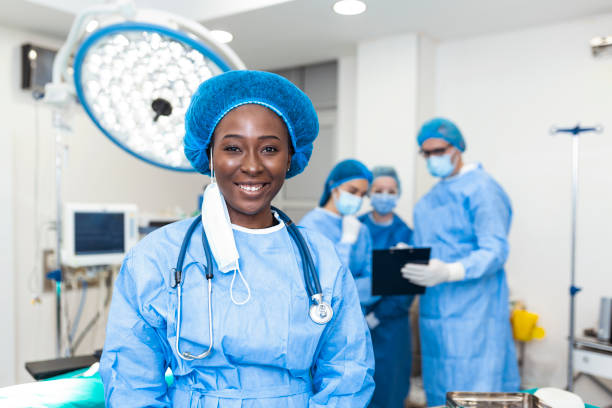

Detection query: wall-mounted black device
xmin=21 ymin=43 xmax=57 ymax=96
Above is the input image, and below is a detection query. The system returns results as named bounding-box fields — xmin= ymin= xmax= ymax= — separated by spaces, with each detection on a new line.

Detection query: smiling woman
xmin=99 ymin=70 xmax=375 ymax=407
xmin=211 ymin=104 xmax=292 ymax=228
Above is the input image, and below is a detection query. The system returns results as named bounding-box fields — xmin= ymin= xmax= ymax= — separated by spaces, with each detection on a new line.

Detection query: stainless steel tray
xmin=446 ymin=392 xmax=552 ymax=408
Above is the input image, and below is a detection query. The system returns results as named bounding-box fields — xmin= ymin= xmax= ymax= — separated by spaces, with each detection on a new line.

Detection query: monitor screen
xmin=74 ymin=212 xmax=125 ymax=255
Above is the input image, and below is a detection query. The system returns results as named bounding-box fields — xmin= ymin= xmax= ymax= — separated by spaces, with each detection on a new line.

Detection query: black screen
xmin=74 ymin=212 xmax=125 ymax=255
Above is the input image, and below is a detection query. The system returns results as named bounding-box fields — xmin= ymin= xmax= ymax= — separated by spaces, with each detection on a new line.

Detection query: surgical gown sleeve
xmin=459 ymin=184 xmax=512 ymax=280
xmin=100 ymin=250 xmax=171 ymax=407
xmin=335 ymin=226 xmax=376 ymax=306
xmin=309 ymin=264 xmax=375 ymax=407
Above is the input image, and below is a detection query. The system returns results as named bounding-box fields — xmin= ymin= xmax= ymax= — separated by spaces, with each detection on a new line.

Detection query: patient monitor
xmin=61 ymin=203 xmax=138 ymax=267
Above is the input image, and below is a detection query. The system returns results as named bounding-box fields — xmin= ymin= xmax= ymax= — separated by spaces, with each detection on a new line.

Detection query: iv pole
xmin=551 ymin=124 xmax=602 ymax=391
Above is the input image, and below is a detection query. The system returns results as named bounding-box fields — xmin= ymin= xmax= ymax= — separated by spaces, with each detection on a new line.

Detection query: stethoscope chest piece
xmin=309 ymin=300 xmax=333 ymax=324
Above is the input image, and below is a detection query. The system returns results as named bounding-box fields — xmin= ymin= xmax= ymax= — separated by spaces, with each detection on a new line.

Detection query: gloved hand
xmin=340 ymin=215 xmax=361 ymax=244
xmin=365 ymin=312 xmax=380 ymax=330
xmin=392 ymin=242 xmax=411 ymax=249
xmin=401 ymin=258 xmax=465 ymax=287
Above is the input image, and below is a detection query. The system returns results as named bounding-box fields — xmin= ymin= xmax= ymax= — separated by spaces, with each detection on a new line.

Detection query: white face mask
xmin=201 ymin=151 xmax=250 ymax=305
xmin=201 ymin=182 xmax=239 ymax=273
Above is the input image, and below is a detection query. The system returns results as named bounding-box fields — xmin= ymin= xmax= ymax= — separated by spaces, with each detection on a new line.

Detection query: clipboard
xmin=372 ymin=247 xmax=431 ymax=296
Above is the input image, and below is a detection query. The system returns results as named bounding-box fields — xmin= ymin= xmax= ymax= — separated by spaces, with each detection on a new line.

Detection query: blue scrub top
xmin=100 ymin=217 xmax=375 ymax=407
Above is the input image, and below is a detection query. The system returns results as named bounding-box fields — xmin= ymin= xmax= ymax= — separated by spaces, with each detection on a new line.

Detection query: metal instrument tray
xmin=446 ymin=392 xmax=551 ymax=408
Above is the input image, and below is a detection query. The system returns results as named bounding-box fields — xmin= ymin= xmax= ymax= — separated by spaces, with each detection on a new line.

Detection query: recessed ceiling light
xmin=210 ymin=30 xmax=234 ymax=44
xmin=333 ymin=0 xmax=366 ymax=16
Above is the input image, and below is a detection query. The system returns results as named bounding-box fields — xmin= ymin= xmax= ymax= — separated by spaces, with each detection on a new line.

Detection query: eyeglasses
xmin=419 ymin=144 xmax=452 ymax=158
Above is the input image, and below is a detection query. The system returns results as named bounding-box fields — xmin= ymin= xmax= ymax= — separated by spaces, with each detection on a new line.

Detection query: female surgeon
xmin=100 ymin=71 xmax=375 ymax=407
xmin=358 ymin=166 xmax=414 ymax=408
xmin=299 ymin=159 xmax=376 ymax=309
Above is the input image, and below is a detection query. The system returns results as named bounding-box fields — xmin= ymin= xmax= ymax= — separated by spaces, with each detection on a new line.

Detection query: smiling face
xmin=210 ymin=104 xmax=292 ymax=228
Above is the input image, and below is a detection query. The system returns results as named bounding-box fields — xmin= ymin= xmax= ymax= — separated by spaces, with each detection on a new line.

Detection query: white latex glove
xmin=365 ymin=312 xmax=380 ymax=330
xmin=401 ymin=258 xmax=465 ymax=287
xmin=392 ymin=242 xmax=411 ymax=249
xmin=340 ymin=215 xmax=361 ymax=244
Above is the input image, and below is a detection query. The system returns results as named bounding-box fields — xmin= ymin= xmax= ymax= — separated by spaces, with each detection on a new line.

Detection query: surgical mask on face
xmin=201 ymin=152 xmax=250 ymax=305
xmin=370 ymin=193 xmax=398 ymax=215
xmin=334 ymin=190 xmax=363 ymax=216
xmin=427 ymin=153 xmax=456 ymax=178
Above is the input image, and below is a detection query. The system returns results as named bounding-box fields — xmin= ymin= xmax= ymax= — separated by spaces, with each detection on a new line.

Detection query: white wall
xmin=336 ymin=55 xmax=357 ymax=160
xmin=353 ymin=34 xmax=422 ymax=220
xmin=1 ymin=24 xmax=206 ymax=384
xmin=0 ymin=26 xmax=16 ymax=387
xmin=434 ymin=14 xmax=612 ymax=406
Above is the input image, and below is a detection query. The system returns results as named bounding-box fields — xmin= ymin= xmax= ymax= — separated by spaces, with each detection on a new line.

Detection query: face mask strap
xmin=210 ymin=148 xmax=216 ymax=182
xmin=230 ymin=264 xmax=251 ymax=306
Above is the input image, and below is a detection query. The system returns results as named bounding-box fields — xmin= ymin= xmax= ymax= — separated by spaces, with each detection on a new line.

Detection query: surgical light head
xmin=73 ymin=22 xmax=240 ymax=171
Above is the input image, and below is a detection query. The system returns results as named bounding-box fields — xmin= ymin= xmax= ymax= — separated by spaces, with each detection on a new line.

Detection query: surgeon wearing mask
xmin=402 ymin=118 xmax=519 ymax=406
xmin=359 ymin=166 xmax=414 ymax=408
xmin=300 ymin=159 xmax=376 ymax=308
xmin=100 ymin=71 xmax=374 ymax=407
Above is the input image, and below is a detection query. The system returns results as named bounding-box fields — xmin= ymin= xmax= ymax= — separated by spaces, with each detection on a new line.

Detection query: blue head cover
xmin=371 ymin=166 xmax=401 ymax=195
xmin=417 ymin=118 xmax=466 ymax=152
xmin=319 ymin=159 xmax=373 ymax=207
xmin=184 ymin=70 xmax=319 ymax=178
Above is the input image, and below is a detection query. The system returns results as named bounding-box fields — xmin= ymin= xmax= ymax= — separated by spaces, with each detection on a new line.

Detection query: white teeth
xmin=239 ymin=184 xmax=263 ymax=192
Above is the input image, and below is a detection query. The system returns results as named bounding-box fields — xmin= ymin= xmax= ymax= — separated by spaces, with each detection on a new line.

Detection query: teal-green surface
xmin=0 ymin=366 xmax=174 ymax=407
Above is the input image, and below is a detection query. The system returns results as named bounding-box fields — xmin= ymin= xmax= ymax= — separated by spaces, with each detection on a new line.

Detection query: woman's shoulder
xmin=296 ymin=226 xmax=345 ymax=279
xmin=135 ymin=217 xmax=196 ymax=253
xmin=124 ymin=217 xmax=197 ymax=282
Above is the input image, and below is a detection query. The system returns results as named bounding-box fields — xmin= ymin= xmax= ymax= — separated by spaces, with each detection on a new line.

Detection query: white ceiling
xmin=3 ymin=0 xmax=612 ymax=70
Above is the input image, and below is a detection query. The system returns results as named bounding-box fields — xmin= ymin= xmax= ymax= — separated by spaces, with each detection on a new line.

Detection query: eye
xmin=223 ymin=145 xmax=241 ymax=152
xmin=262 ymin=146 xmax=279 ymax=153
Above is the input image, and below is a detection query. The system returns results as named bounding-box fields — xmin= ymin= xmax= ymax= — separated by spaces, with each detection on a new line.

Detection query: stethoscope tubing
xmin=173 ymin=207 xmax=327 ymax=361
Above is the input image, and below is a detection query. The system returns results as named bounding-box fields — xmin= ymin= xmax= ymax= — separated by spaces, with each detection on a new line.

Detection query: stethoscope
xmin=171 ymin=206 xmax=333 ymax=361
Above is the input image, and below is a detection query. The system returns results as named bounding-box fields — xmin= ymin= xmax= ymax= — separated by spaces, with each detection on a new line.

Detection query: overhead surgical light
xmin=73 ymin=22 xmax=234 ymax=170
xmin=45 ymin=1 xmax=245 ymax=171
xmin=333 ymin=0 xmax=367 ymax=16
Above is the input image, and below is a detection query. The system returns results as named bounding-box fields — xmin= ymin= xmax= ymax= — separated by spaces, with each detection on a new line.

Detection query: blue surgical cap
xmin=319 ymin=159 xmax=373 ymax=207
xmin=371 ymin=166 xmax=401 ymax=195
xmin=417 ymin=117 xmax=466 ymax=152
xmin=184 ymin=70 xmax=319 ymax=178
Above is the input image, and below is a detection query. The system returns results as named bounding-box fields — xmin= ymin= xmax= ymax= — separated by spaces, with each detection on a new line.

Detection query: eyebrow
xmin=221 ymin=134 xmax=282 ymax=141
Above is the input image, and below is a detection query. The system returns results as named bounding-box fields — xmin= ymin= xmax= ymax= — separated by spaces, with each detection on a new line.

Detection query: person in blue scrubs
xmin=100 ymin=71 xmax=375 ymax=407
xmin=402 ymin=118 xmax=519 ymax=406
xmin=359 ymin=166 xmax=414 ymax=408
xmin=299 ymin=159 xmax=376 ymax=309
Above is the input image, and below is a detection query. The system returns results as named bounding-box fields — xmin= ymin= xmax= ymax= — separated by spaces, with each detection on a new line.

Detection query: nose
xmin=240 ymin=149 xmax=264 ymax=176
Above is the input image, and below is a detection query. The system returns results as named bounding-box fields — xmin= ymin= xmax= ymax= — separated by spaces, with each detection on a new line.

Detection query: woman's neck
xmin=227 ymin=205 xmax=277 ymax=229
xmin=323 ymin=199 xmax=340 ymax=215
xmin=372 ymin=211 xmax=393 ymax=224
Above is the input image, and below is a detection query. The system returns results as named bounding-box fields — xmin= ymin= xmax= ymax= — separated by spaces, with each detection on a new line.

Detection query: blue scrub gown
xmin=359 ymin=213 xmax=414 ymax=408
xmin=299 ymin=208 xmax=377 ymax=308
xmin=413 ymin=164 xmax=520 ymax=406
xmin=100 ymin=217 xmax=375 ymax=407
